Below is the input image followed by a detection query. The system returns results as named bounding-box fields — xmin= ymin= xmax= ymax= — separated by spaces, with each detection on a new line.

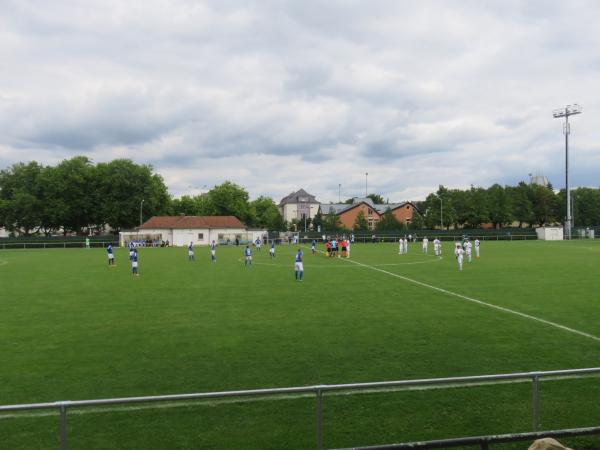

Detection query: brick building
xmin=320 ymin=197 xmax=417 ymax=230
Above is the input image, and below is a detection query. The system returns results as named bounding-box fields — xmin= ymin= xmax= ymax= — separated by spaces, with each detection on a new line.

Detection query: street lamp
xmin=365 ymin=172 xmax=368 ymax=197
xmin=553 ymin=104 xmax=582 ymax=240
xmin=139 ymin=199 xmax=145 ymax=227
xmin=338 ymin=183 xmax=341 ymax=203
xmin=439 ymin=195 xmax=443 ymax=230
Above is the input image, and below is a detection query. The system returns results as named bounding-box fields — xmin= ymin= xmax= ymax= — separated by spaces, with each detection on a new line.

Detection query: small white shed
xmin=536 ymin=227 xmax=564 ymax=241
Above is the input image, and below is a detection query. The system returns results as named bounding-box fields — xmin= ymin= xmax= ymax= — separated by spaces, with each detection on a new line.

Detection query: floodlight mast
xmin=553 ymin=104 xmax=582 ymax=240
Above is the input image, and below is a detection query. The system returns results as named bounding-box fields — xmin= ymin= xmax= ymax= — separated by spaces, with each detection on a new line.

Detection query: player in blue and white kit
xmin=210 ymin=240 xmax=216 ymax=262
xmin=131 ymin=249 xmax=139 ymax=276
xmin=188 ymin=242 xmax=195 ymax=261
xmin=129 ymin=244 xmax=135 ymax=261
xmin=244 ymin=245 xmax=252 ymax=266
xmin=294 ymin=248 xmax=304 ymax=281
xmin=269 ymin=240 xmax=276 ymax=258
xmin=255 ymin=238 xmax=262 ymax=252
xmin=107 ymin=244 xmax=115 ymax=266
xmin=311 ymin=239 xmax=316 ymax=255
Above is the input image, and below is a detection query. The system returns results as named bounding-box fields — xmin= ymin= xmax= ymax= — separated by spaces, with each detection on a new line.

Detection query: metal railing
xmin=333 ymin=426 xmax=600 ymax=450
xmin=0 ymin=241 xmax=118 ymax=250
xmin=1 ymin=367 xmax=599 ymax=450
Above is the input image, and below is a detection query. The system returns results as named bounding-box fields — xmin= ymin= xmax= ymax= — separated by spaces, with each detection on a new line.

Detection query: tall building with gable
xmin=279 ymin=189 xmax=320 ymax=223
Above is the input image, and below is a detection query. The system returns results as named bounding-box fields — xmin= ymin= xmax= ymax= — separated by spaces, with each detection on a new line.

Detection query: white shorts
xmin=246 ymin=256 xmax=252 ymax=261
xmin=211 ymin=250 xmax=216 ymax=256
xmin=108 ymin=254 xmax=114 ymax=260
xmin=295 ymin=262 xmax=304 ymax=271
xmin=188 ymin=251 xmax=194 ymax=256
xmin=132 ymin=261 xmax=138 ymax=268
xmin=269 ymin=248 xmax=275 ymax=254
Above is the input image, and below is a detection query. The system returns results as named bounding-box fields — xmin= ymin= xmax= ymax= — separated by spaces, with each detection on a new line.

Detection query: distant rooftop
xmin=320 ymin=198 xmax=414 ymax=215
xmin=279 ymin=189 xmax=319 ymax=205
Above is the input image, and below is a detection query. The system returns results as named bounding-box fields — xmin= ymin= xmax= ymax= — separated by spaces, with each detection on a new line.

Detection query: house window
xmin=218 ymin=234 xmax=224 ymax=240
xmin=368 ymin=209 xmax=373 ymax=216
xmin=406 ymin=205 xmax=410 ymax=209
xmin=198 ymin=233 xmax=204 ymax=240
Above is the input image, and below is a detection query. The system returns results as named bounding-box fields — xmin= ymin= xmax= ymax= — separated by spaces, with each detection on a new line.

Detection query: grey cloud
xmin=2 ymin=0 xmax=600 ymax=202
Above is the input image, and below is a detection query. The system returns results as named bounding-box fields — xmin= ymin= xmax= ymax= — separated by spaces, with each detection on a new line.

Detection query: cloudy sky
xmin=1 ymin=0 xmax=599 ymax=203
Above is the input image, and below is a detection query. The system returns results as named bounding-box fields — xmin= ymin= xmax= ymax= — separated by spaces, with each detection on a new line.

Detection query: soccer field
xmin=1 ymin=240 xmax=600 ymax=449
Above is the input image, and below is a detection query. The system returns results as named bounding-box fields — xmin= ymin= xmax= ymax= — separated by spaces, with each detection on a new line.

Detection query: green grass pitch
xmin=1 ymin=240 xmax=600 ymax=449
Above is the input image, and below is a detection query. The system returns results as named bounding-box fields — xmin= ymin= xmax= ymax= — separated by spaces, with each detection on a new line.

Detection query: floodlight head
xmin=553 ymin=104 xmax=582 ymax=118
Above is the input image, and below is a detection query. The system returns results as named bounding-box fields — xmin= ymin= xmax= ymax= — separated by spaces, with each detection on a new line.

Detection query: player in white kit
xmin=474 ymin=239 xmax=480 ymax=259
xmin=454 ymin=243 xmax=464 ymax=271
xmin=433 ymin=238 xmax=440 ymax=256
xmin=422 ymin=237 xmax=429 ymax=254
xmin=464 ymin=240 xmax=472 ymax=263
xmin=398 ymin=237 xmax=404 ymax=254
xmin=403 ymin=237 xmax=408 ymax=254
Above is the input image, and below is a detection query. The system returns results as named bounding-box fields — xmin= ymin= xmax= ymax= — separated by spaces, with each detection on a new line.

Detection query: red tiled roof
xmin=140 ymin=216 xmax=245 ymax=229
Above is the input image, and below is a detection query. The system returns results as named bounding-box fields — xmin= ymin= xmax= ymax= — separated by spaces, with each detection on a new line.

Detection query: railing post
xmin=59 ymin=402 xmax=68 ymax=450
xmin=532 ymin=375 xmax=540 ymax=431
xmin=316 ymin=387 xmax=324 ymax=450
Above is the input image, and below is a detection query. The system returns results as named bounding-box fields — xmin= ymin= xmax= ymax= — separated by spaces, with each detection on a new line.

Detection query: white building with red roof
xmin=120 ymin=215 xmax=252 ymax=246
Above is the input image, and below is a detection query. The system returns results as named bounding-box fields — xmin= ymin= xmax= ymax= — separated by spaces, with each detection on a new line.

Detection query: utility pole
xmin=139 ymin=199 xmax=145 ymax=227
xmin=553 ymin=104 xmax=582 ymax=240
xmin=365 ymin=172 xmax=368 ymax=197
xmin=440 ymin=195 xmax=443 ymax=230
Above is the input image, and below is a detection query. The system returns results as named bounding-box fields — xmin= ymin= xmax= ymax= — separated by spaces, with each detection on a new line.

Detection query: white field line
xmin=333 ymin=251 xmax=600 ymax=342
xmin=2 ymin=374 xmax=599 ymax=420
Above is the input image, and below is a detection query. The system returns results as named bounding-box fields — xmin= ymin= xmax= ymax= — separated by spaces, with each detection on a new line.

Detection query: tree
xmin=0 ymin=162 xmax=44 ymax=235
xmin=312 ymin=210 xmax=323 ymax=230
xmin=324 ymin=213 xmax=343 ymax=231
xmin=249 ymin=196 xmax=284 ymax=230
xmin=423 ymin=193 xmax=442 ymax=229
xmin=409 ymin=210 xmax=425 ymax=229
xmin=508 ymin=183 xmax=533 ymax=227
xmin=95 ymin=159 xmax=171 ymax=232
xmin=367 ymin=194 xmax=384 ymax=204
xmin=376 ymin=208 xmax=401 ymax=231
xmin=207 ymin=181 xmax=251 ymax=223
xmin=171 ymin=195 xmax=212 ymax=216
xmin=529 ymin=184 xmax=557 ymax=226
xmin=49 ymin=157 xmax=100 ymax=234
xmin=353 ymin=210 xmax=369 ymax=231
xmin=486 ymin=184 xmax=512 ymax=228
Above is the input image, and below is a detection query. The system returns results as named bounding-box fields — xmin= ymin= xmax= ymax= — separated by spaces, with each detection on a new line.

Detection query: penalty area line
xmin=307 ymin=246 xmax=600 ymax=343
xmin=342 ymin=256 xmax=600 ymax=343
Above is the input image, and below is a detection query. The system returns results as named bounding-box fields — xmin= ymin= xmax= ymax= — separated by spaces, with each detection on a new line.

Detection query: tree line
xmin=2 ymin=157 xmax=599 ymax=236
xmin=0 ymin=157 xmax=284 ymax=235
xmin=421 ymin=183 xmax=600 ymax=229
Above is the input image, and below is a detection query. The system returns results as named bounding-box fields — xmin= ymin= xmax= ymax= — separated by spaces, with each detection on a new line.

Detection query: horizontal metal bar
xmin=1 ymin=368 xmax=599 ymax=413
xmin=332 ymin=426 xmax=600 ymax=450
